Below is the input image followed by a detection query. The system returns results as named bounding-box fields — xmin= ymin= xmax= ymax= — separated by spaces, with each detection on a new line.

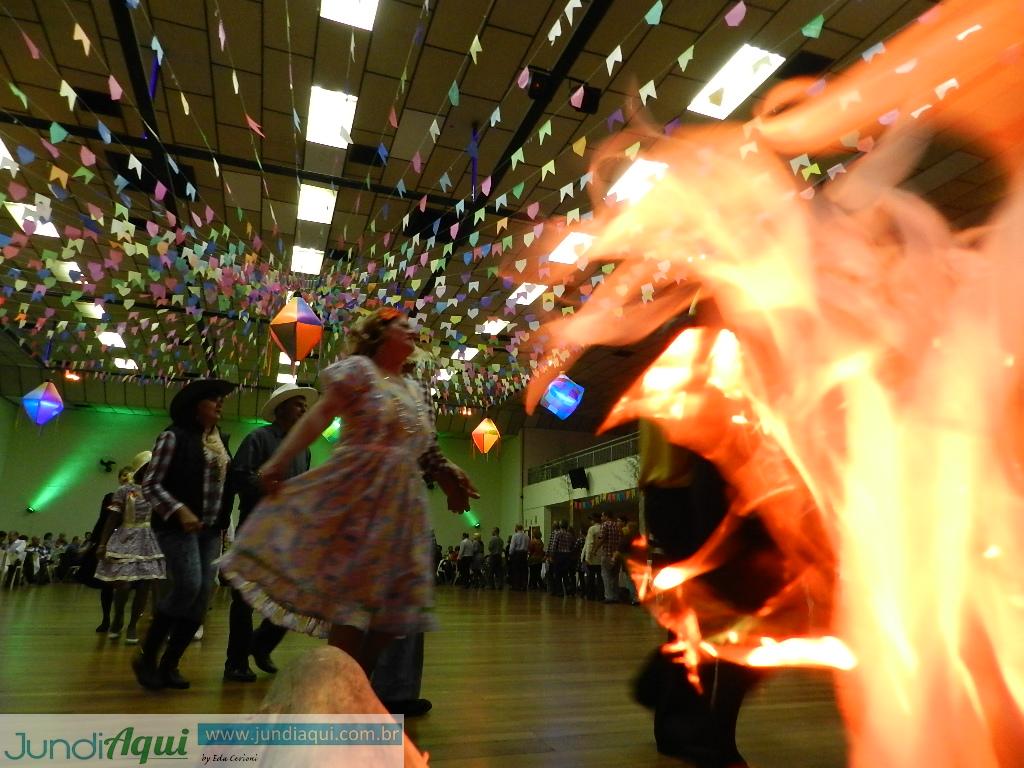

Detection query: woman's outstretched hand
xmin=437 ymin=462 xmax=480 ymax=513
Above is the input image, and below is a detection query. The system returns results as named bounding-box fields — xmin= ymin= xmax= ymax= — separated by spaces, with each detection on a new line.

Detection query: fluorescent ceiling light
xmin=75 ymin=301 xmax=104 ymax=320
xmin=512 ymin=283 xmax=547 ymax=306
xmin=97 ymin=331 xmax=126 ymax=348
xmin=52 ymin=261 xmax=84 ymax=283
xmin=307 ymin=86 xmax=358 ymax=149
xmin=687 ymin=43 xmax=786 ymax=120
xmin=297 ymin=183 xmax=338 ymax=224
xmin=480 ymin=319 xmax=509 ymax=335
xmin=113 ymin=358 xmax=139 ymax=370
xmin=4 ymin=202 xmax=59 ymax=237
xmin=277 ymin=372 xmax=297 ymax=385
xmin=290 ymin=246 xmax=325 ymax=275
xmin=548 ymin=232 xmax=595 ymax=265
xmin=279 ymin=352 xmax=293 ymax=365
xmin=320 ymin=0 xmax=380 ymax=31
xmin=436 ymin=368 xmax=453 ymax=382
xmin=607 ymin=158 xmax=669 ymax=205
xmin=452 ymin=348 xmax=479 ymax=361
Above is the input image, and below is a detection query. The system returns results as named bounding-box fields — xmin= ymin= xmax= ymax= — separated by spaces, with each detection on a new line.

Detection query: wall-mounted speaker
xmin=568 ymin=467 xmax=589 ymax=489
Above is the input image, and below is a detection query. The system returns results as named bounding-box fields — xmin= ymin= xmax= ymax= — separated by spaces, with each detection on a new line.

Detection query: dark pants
xmin=549 ymin=553 xmax=575 ymax=596
xmin=527 ymin=561 xmax=543 ymax=590
xmin=487 ymin=555 xmax=504 ymax=589
xmin=640 ymin=476 xmax=770 ymax=762
xmin=227 ymin=588 xmax=288 ymax=669
xmin=154 ymin=528 xmax=221 ymax=623
xmin=508 ymin=551 xmax=528 ymax=590
xmin=371 ymin=633 xmax=424 ymax=702
xmin=585 ymin=563 xmax=603 ymax=600
xmin=457 ymin=557 xmax=472 ymax=587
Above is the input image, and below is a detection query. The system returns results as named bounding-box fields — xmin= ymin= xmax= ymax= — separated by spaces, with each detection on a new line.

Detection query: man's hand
xmin=175 ymin=506 xmax=203 ymax=533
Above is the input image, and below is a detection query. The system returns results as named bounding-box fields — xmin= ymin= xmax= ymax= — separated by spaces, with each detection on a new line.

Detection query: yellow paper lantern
xmin=471 ymin=418 xmax=500 ymax=454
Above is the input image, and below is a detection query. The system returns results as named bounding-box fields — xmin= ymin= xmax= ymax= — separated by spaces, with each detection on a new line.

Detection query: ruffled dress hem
xmin=219 ymin=555 xmax=438 ymax=639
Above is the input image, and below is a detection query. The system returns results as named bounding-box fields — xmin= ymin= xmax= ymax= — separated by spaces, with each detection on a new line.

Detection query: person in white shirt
xmin=581 ymin=513 xmax=604 ymax=601
xmin=507 ymin=524 xmax=530 ymax=591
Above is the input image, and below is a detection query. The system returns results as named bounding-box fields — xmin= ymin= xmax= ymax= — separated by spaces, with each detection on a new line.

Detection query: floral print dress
xmin=219 ymin=355 xmax=438 ymax=637
xmin=94 ymin=483 xmax=166 ymax=582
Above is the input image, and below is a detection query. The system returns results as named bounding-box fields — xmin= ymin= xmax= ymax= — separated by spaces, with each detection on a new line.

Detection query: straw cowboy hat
xmin=129 ymin=451 xmax=152 ymax=474
xmin=168 ymin=379 xmax=237 ymax=426
xmin=260 ymin=383 xmax=319 ymax=422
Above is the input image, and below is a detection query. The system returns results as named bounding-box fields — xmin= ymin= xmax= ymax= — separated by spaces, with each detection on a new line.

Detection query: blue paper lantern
xmin=22 ymin=381 xmax=64 ymax=426
xmin=540 ymin=374 xmax=585 ymax=420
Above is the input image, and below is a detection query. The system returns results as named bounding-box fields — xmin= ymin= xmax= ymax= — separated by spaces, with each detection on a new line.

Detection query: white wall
xmin=522 ymin=457 xmax=638 ymax=532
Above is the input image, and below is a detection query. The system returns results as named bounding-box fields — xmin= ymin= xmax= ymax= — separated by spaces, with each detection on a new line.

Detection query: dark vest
xmin=151 ymin=425 xmax=233 ymax=531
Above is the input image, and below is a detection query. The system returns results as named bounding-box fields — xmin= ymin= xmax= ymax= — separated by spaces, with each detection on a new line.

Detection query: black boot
xmin=133 ymin=611 xmax=175 ymax=690
xmin=159 ymin=619 xmax=201 ymax=690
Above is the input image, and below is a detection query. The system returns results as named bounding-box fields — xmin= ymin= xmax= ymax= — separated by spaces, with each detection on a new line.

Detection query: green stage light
xmin=322 ymin=416 xmax=343 ymax=442
xmin=463 ymin=510 xmax=479 ymax=528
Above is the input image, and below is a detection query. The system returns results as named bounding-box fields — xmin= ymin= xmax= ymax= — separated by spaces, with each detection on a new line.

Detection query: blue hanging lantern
xmin=540 ymin=374 xmax=584 ymax=420
xmin=23 ymin=381 xmax=64 ymax=425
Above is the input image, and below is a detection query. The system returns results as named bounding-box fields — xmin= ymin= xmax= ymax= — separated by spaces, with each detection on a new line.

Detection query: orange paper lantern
xmin=471 ymin=418 xmax=500 ymax=454
xmin=270 ymin=297 xmax=323 ymax=363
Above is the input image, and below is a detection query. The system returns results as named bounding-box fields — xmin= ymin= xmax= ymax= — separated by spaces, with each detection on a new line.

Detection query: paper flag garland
xmin=270 ymin=297 xmax=323 ymax=363
xmin=22 ymin=381 xmax=64 ymax=425
xmin=471 ymin=417 xmax=500 ymax=454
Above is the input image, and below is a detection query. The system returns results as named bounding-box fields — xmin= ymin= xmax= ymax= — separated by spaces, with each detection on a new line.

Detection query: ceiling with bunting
xmin=0 ymin=0 xmax=1004 ymax=435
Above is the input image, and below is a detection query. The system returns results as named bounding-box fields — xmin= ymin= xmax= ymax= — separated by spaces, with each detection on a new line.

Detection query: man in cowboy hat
xmin=222 ymin=382 xmax=318 ymax=683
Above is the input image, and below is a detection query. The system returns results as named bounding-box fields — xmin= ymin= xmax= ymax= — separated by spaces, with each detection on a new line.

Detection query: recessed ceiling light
xmin=548 ymin=232 xmax=595 ymax=265
xmin=307 ymin=86 xmax=358 ymax=149
xmin=607 ymin=158 xmax=669 ymax=205
xmin=452 ymin=348 xmax=479 ymax=361
xmin=512 ymin=283 xmax=547 ymax=306
xmin=113 ymin=358 xmax=139 ymax=370
xmin=277 ymin=372 xmax=297 ymax=385
xmin=687 ymin=43 xmax=786 ymax=120
xmin=4 ymin=202 xmax=59 ymax=237
xmin=290 ymin=246 xmax=325 ymax=275
xmin=96 ymin=331 xmax=126 ymax=348
xmin=297 ymin=183 xmax=338 ymax=224
xmin=320 ymin=0 xmax=380 ymax=31
xmin=52 ymin=261 xmax=84 ymax=283
xmin=480 ymin=319 xmax=509 ymax=335
xmin=75 ymin=301 xmax=104 ymax=320
xmin=436 ymin=368 xmax=453 ymax=382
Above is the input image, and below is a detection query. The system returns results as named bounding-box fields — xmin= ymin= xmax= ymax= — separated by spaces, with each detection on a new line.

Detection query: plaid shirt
xmin=598 ymin=520 xmax=622 ymax=559
xmin=144 ymin=430 xmax=225 ymax=525
xmin=546 ymin=528 xmax=574 ymax=556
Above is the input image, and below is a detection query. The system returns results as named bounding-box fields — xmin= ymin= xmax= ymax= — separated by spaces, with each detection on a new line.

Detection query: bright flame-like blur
xmin=522 ymin=0 xmax=1024 ymax=765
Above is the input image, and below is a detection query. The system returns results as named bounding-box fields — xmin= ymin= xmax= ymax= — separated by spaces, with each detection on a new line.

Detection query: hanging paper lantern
xmin=471 ymin=418 xmax=501 ymax=454
xmin=540 ymin=373 xmax=585 ymax=420
xmin=270 ymin=297 xmax=323 ymax=363
xmin=22 ymin=381 xmax=64 ymax=426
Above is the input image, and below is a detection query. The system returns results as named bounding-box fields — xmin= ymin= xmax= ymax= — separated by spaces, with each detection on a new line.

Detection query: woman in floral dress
xmin=219 ymin=308 xmax=477 ymax=672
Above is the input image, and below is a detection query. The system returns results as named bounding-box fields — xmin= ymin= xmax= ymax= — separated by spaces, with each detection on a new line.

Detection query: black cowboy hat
xmin=169 ymin=379 xmax=237 ymax=426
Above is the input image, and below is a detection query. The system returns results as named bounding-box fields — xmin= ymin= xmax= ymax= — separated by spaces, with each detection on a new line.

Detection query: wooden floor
xmin=0 ymin=583 xmax=846 ymax=767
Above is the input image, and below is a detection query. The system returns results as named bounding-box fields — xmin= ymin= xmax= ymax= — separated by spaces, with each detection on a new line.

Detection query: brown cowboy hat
xmin=169 ymin=379 xmax=237 ymax=425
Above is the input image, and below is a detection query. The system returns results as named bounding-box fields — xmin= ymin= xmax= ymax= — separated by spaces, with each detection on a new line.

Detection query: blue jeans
xmin=154 ymin=528 xmax=220 ymax=623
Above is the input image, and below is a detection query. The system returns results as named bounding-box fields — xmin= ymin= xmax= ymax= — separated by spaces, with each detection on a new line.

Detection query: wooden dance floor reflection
xmin=0 ymin=583 xmax=846 ymax=767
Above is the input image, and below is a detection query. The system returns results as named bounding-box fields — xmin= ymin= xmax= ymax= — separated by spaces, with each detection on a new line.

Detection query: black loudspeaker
xmin=568 ymin=468 xmax=589 ymax=489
